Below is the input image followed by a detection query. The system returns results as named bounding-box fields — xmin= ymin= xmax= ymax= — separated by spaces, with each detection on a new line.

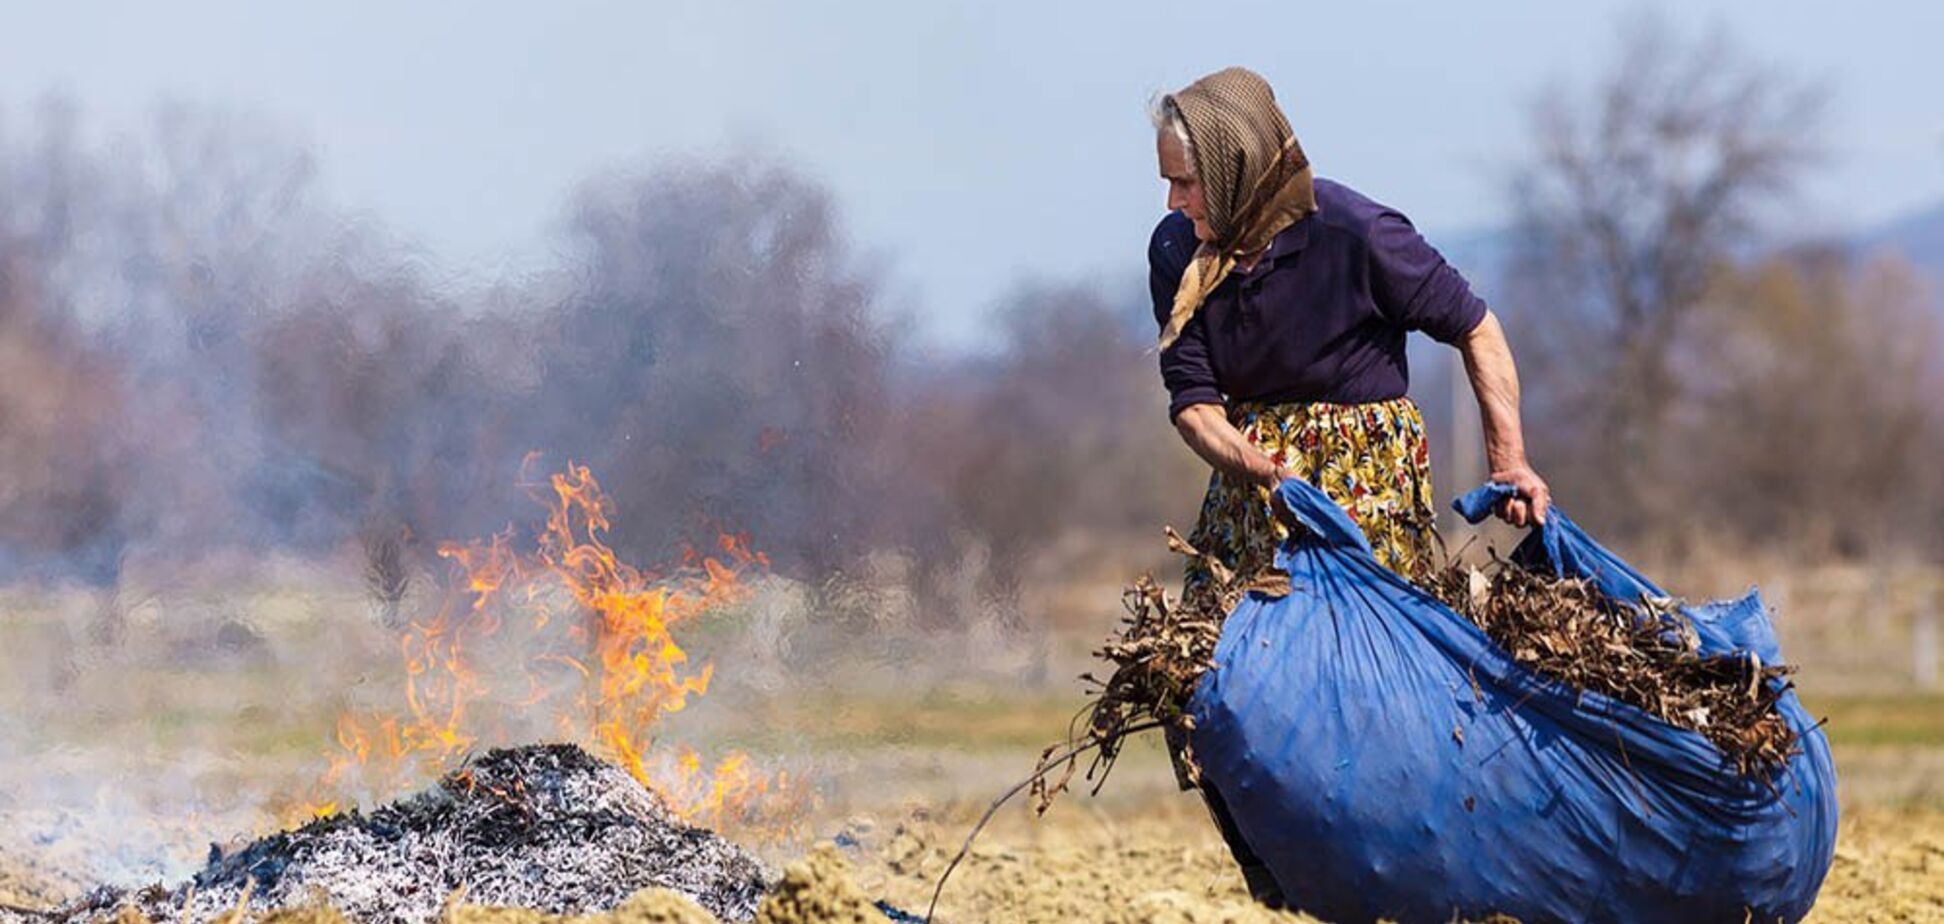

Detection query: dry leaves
xmin=1424 ymin=558 xmax=1801 ymax=783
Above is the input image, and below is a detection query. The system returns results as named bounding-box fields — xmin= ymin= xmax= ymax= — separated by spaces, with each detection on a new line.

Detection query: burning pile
xmin=2 ymin=464 xmax=921 ymax=924
xmin=1424 ymin=558 xmax=1801 ymax=779
xmin=308 ymin=460 xmax=800 ymax=836
xmin=47 ymin=746 xmax=771 ymax=924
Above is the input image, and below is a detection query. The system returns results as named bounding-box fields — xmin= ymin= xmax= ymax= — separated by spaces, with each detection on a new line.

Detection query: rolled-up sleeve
xmin=1366 ymin=208 xmax=1487 ymax=344
xmin=1150 ymin=219 xmax=1223 ymax=420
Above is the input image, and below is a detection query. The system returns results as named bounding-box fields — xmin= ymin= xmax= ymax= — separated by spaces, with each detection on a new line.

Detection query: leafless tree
xmin=6 ymin=107 xmax=1186 ymax=633
xmin=1682 ymin=251 xmax=1939 ymax=557
xmin=534 ymin=156 xmax=900 ymax=576
xmin=0 ymin=99 xmax=334 ymax=561
xmin=1504 ymin=13 xmax=1826 ymax=535
xmin=897 ymin=283 xmax=1204 ymax=626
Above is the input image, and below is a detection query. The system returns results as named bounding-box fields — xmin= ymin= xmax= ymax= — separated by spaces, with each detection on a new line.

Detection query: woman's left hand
xmin=1490 ymin=463 xmax=1552 ymax=527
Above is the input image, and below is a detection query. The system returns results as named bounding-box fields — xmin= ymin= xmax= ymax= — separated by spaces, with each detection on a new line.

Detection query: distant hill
xmin=1432 ymin=203 xmax=1944 ymax=311
xmin=1860 ymin=202 xmax=1944 ymax=293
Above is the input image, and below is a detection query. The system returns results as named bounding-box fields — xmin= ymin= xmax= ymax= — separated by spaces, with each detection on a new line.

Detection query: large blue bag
xmin=1187 ymin=480 xmax=1838 ymax=924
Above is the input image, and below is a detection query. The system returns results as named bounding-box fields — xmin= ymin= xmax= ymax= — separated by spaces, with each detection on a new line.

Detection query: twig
xmin=925 ymin=721 xmax=1163 ymax=923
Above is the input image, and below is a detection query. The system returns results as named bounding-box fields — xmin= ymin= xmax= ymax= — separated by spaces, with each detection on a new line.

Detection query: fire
xmin=304 ymin=460 xmax=803 ymax=834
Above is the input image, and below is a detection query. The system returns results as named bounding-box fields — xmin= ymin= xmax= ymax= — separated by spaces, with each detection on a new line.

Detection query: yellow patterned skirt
xmin=1183 ymin=397 xmax=1437 ymax=597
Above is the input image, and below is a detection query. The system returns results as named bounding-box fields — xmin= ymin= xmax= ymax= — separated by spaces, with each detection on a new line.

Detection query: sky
xmin=3 ymin=0 xmax=1940 ymax=348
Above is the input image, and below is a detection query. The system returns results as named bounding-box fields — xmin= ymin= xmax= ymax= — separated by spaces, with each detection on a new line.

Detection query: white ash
xmin=46 ymin=745 xmax=771 ymax=923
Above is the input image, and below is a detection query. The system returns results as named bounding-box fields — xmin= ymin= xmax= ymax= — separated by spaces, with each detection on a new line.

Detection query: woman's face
xmin=1157 ymin=130 xmax=1213 ymax=242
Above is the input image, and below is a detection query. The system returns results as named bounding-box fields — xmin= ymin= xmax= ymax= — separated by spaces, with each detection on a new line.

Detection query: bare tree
xmin=0 ymin=237 xmax=128 ymax=580
xmin=535 ymin=156 xmax=900 ymax=576
xmin=1683 ymin=250 xmax=1940 ymax=557
xmin=897 ymin=282 xmax=1204 ymax=627
xmin=1504 ymin=13 xmax=1825 ymax=534
xmin=0 ymin=99 xmax=334 ymax=562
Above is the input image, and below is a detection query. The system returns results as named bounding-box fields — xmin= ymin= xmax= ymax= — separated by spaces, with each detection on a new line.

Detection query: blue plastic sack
xmin=1186 ymin=479 xmax=1839 ymax=924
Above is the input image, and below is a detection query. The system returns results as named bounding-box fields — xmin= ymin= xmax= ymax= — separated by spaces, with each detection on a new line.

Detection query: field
xmin=2 ymin=561 xmax=1942 ymax=923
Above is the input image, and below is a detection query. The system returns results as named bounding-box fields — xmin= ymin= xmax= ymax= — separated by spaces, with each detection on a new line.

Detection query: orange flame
xmin=303 ymin=460 xmax=802 ymax=835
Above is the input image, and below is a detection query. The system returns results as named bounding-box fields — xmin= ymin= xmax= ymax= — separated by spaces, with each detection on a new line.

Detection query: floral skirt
xmin=1183 ymin=397 xmax=1437 ymax=596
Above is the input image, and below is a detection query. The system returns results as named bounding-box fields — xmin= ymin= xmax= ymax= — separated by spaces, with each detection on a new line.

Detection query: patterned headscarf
xmin=1156 ymin=67 xmax=1318 ymax=350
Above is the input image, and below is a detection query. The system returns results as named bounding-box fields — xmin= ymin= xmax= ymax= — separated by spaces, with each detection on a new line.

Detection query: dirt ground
xmin=6 ymin=796 xmax=1941 ymax=922
xmin=849 ymin=800 xmax=1944 ymax=923
xmin=3 ymin=576 xmax=1944 ymax=923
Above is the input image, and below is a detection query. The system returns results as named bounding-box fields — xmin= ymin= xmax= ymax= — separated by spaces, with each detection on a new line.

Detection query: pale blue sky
xmin=4 ymin=0 xmax=1940 ymax=346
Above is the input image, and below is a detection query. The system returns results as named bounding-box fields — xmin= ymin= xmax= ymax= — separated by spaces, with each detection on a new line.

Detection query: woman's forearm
xmin=1458 ymin=311 xmax=1529 ymax=472
xmin=1173 ymin=403 xmax=1285 ymax=487
xmin=1458 ymin=310 xmax=1551 ymax=523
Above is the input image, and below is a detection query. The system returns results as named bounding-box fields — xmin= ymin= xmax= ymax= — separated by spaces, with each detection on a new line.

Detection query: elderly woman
xmin=1149 ymin=67 xmax=1551 ymax=907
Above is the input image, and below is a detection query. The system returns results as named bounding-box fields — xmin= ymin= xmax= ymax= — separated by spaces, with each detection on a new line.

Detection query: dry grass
xmin=1812 ymin=807 xmax=1944 ymax=922
xmin=850 ymin=798 xmax=1944 ymax=924
xmin=1 ymin=568 xmax=1942 ymax=922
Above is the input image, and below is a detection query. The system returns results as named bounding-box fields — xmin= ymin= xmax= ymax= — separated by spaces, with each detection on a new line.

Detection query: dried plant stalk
xmin=1032 ymin=529 xmax=1283 ymax=813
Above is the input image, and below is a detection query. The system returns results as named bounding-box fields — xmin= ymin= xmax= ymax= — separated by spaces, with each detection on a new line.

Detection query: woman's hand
xmin=1490 ymin=462 xmax=1551 ymax=527
xmin=1259 ymin=467 xmax=1300 ymax=526
xmin=1173 ymin=404 xmax=1286 ymax=486
xmin=1170 ymin=406 xmax=1301 ymax=525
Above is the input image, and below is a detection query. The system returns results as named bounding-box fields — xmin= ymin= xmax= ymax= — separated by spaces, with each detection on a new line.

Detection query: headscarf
xmin=1156 ymin=67 xmax=1317 ymax=350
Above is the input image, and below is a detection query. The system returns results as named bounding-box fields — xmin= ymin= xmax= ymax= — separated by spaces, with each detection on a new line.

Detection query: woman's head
xmin=1151 ymin=67 xmax=1313 ymax=248
xmin=1150 ymin=68 xmax=1321 ymax=350
xmin=1151 ymin=96 xmax=1212 ymax=242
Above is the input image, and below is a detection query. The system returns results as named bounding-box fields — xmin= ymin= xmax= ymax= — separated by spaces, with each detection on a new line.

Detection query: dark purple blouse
xmin=1149 ymin=178 xmax=1487 ymax=420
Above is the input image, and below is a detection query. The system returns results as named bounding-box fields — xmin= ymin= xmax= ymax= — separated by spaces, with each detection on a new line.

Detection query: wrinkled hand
xmin=1490 ymin=463 xmax=1552 ymax=527
xmin=1262 ymin=468 xmax=1299 ymax=528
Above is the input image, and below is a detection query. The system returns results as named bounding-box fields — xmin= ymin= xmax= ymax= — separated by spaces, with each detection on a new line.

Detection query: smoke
xmin=0 ymin=100 xmax=1211 ymax=888
xmin=0 ymin=96 xmax=1209 ymax=618
xmin=0 ymin=109 xmax=844 ymax=583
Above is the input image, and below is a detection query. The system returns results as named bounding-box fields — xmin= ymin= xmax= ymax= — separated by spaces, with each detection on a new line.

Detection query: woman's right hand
xmin=1262 ymin=468 xmax=1299 ymax=526
xmin=1171 ymin=404 xmax=1296 ymax=516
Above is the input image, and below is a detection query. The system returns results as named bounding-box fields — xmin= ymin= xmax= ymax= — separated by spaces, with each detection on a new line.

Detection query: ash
xmin=49 ymin=745 xmax=772 ymax=924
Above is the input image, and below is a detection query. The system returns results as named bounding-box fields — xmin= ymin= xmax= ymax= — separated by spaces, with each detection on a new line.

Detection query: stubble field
xmin=1 ymin=568 xmax=1941 ymax=923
